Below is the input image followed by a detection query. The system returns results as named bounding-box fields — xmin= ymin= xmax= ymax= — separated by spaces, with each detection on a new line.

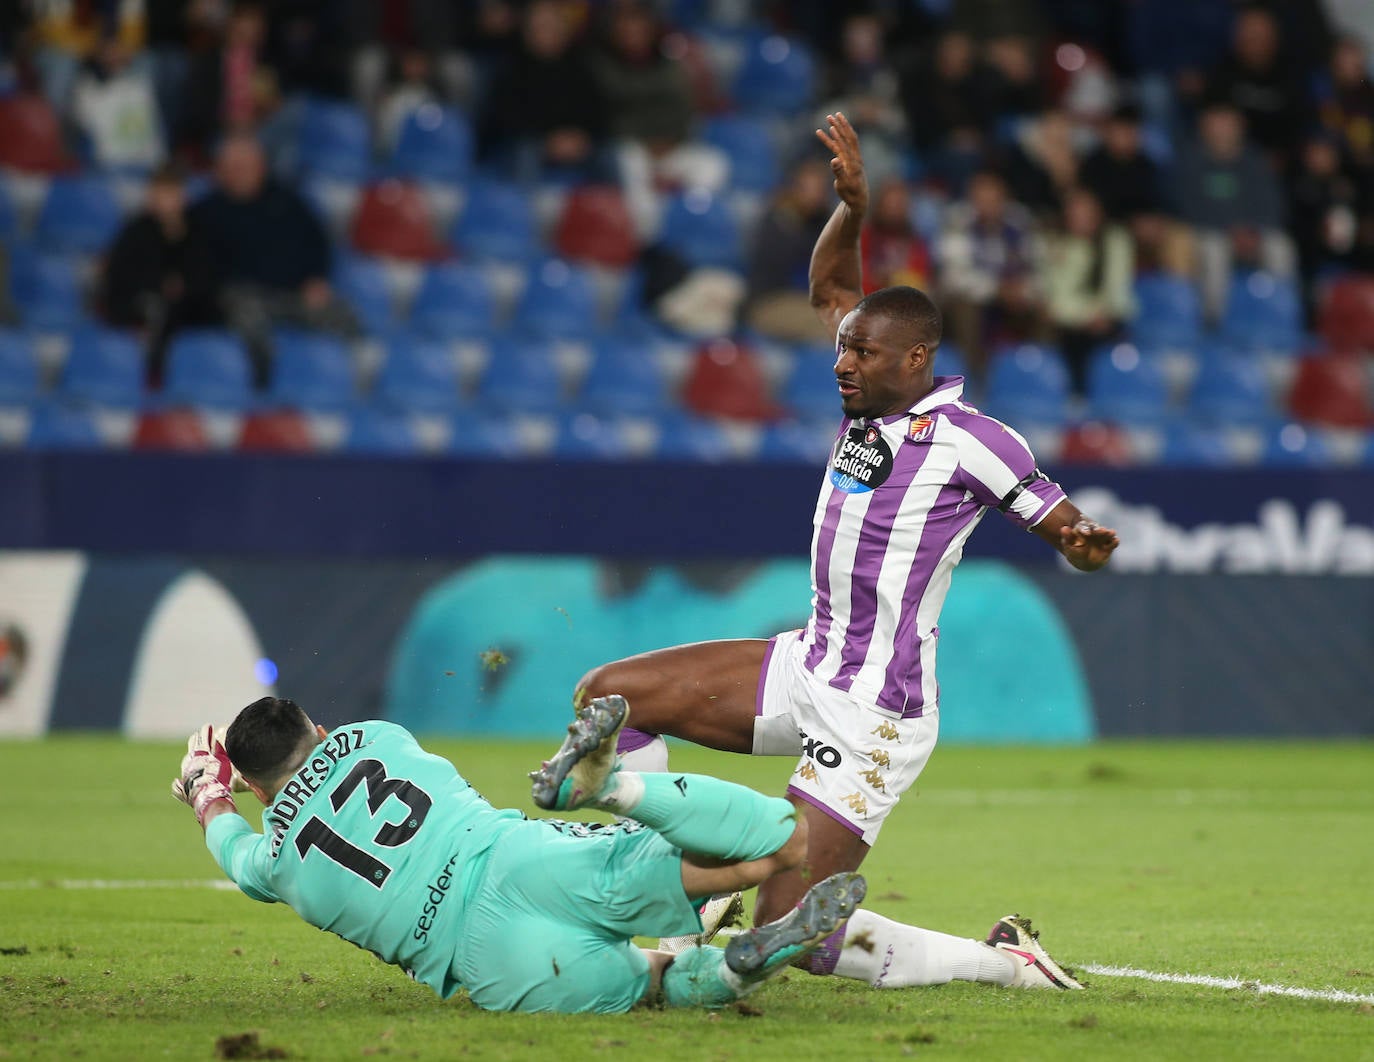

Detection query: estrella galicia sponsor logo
xmin=830 ymin=423 xmax=894 ymax=494
xmin=800 ymin=729 xmax=842 ymax=768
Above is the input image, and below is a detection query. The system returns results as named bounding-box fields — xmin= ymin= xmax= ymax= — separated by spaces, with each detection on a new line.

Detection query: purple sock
xmin=616 ymin=726 xmax=657 ymax=755
xmin=802 ymin=926 xmax=847 ymax=975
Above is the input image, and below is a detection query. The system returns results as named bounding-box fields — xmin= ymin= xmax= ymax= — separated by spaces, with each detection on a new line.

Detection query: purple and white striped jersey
xmin=802 ymin=375 xmax=1066 ymax=716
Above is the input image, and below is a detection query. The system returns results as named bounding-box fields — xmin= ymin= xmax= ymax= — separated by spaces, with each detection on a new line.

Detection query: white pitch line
xmin=0 ymin=878 xmax=238 ymax=891
xmin=1082 ymin=964 xmax=1374 ymax=1006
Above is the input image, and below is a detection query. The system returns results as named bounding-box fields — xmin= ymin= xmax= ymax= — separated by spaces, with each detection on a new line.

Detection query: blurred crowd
xmin=1 ymin=0 xmax=1374 ymax=463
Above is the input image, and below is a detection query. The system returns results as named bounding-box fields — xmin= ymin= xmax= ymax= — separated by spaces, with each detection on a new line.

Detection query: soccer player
xmin=575 ymin=113 xmax=1119 ymax=990
xmin=172 ymin=695 xmax=866 ymax=1014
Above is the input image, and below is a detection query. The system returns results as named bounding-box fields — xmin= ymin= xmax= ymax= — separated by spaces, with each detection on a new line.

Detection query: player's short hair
xmin=225 ymin=697 xmax=315 ymax=781
xmin=853 ymin=286 xmax=943 ymax=352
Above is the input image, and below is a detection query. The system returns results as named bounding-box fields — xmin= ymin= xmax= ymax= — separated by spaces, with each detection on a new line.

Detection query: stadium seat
xmin=514 ymin=259 xmax=600 ymax=341
xmin=0 ymin=184 xmax=16 ymax=243
xmin=269 ymin=331 xmax=356 ymax=411
xmin=553 ymin=185 xmax=639 ymax=268
xmin=332 ymin=253 xmax=396 ymax=334
xmin=1131 ymin=273 xmax=1203 ymax=351
xmin=297 ymin=97 xmax=373 ymax=182
xmin=0 ymin=331 xmax=41 ymax=405
xmin=35 ymin=175 xmax=124 ymax=254
xmin=449 ymin=411 xmax=530 ymax=458
xmin=26 ymin=401 xmax=105 ymax=449
xmin=577 ymin=337 xmax=670 ymax=416
xmin=1156 ymin=420 xmax=1235 ymax=467
xmin=1219 ymin=271 xmax=1302 ymax=355
xmin=409 ymin=262 xmax=499 ymax=339
xmin=932 ymin=341 xmax=969 ymax=382
xmin=0 ymin=95 xmax=74 ymax=173
xmin=450 ymin=180 xmax=541 ymax=264
xmin=1262 ymin=422 xmax=1333 ymax=466
xmin=779 ymin=361 xmax=842 ymax=420
xmin=730 ymin=35 xmax=815 ymax=115
xmin=553 ymin=413 xmax=632 ymax=460
xmin=474 ymin=338 xmax=564 ymax=414
xmin=984 ymin=344 xmax=1071 ymax=424
xmin=1286 ymin=353 xmax=1374 ymax=429
xmin=133 ymin=408 xmax=211 ymax=450
xmin=60 ymin=327 xmax=144 ymax=407
xmin=350 ymin=180 xmax=447 ymax=262
xmin=653 ymin=411 xmax=737 ymax=462
xmin=1085 ymin=343 xmax=1171 ymax=424
xmin=237 ymin=409 xmax=315 ymax=452
xmin=389 ymin=104 xmax=472 ymax=184
xmin=1187 ymin=353 xmax=1272 ymax=425
xmin=1059 ymin=420 xmax=1134 ymax=465
xmin=374 ymin=333 xmax=461 ymax=413
xmin=9 ymin=248 xmax=86 ymax=331
xmin=1318 ymin=274 xmax=1374 ymax=350
xmin=162 ymin=330 xmax=254 ymax=410
xmin=704 ymin=115 xmax=779 ymax=192
xmin=657 ymin=189 xmax=743 ymax=270
xmin=681 ymin=338 xmax=780 ymax=421
xmin=344 ymin=406 xmax=422 ymax=455
xmin=756 ymin=419 xmax=837 ymax=463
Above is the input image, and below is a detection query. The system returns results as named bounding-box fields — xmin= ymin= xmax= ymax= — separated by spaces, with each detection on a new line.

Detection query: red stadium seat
xmin=1287 ymin=352 xmax=1374 ymax=428
xmin=681 ymin=339 xmax=781 ymax=421
xmin=1318 ymin=275 xmax=1374 ymax=350
xmin=237 ymin=409 xmax=315 ymax=452
xmin=1059 ymin=420 xmax=1134 ymax=466
xmin=350 ymin=180 xmax=447 ymax=262
xmin=554 ymin=186 xmax=639 ymax=267
xmin=0 ymin=96 xmax=75 ymax=174
xmin=133 ymin=409 xmax=211 ymax=451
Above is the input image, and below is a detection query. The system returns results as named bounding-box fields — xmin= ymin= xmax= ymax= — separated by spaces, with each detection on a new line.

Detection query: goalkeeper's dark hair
xmin=853 ymin=285 xmax=942 ymax=352
xmin=225 ymin=697 xmax=315 ymax=780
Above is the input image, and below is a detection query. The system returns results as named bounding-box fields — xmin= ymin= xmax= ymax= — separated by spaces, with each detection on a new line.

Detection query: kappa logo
xmin=870 ymin=721 xmax=900 ymax=742
xmin=907 ymin=414 xmax=934 ymax=444
xmin=868 ymin=749 xmax=891 ymax=768
xmin=841 ymin=792 xmax=869 ymax=816
xmin=859 ymin=767 xmax=887 ymax=793
xmin=795 ymin=761 xmax=819 ymax=783
xmin=800 ymin=730 xmax=842 ymax=768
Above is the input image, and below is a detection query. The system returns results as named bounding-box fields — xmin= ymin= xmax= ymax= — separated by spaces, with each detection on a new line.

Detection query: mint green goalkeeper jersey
xmin=205 ymin=720 xmax=525 ymax=997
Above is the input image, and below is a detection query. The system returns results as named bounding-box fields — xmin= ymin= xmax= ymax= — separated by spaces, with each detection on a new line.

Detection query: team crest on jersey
xmin=907 ymin=414 xmax=934 ymax=444
xmin=830 ymin=422 xmax=895 ymax=494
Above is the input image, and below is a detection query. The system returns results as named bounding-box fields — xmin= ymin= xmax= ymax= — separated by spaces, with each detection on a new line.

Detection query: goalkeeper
xmin=173 ymin=694 xmax=865 ymax=1014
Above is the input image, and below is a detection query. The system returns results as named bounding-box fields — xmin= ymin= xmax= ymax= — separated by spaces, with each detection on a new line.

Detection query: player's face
xmin=834 ymin=309 xmax=930 ymax=419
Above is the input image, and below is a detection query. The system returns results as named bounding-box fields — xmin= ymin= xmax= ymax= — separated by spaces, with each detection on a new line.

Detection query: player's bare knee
xmin=573 ymin=664 xmax=619 ymax=707
xmin=774 ymin=808 xmax=808 ymax=871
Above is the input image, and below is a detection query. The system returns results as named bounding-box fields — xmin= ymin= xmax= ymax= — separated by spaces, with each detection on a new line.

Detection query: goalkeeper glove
xmin=170 ymin=724 xmax=237 ymax=826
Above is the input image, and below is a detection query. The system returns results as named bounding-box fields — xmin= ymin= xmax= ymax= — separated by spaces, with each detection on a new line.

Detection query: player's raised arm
xmin=1032 ymin=499 xmax=1120 ymax=572
xmin=809 ymin=111 xmax=869 ymax=338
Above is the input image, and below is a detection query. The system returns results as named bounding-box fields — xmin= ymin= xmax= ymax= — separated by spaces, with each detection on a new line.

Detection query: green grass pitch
xmin=2 ymin=736 xmax=1372 ymax=1060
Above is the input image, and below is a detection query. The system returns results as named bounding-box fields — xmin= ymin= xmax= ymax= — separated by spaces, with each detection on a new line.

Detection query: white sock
xmin=618 ymin=735 xmax=668 ymax=773
xmin=591 ymin=770 xmax=646 ymax=814
xmin=832 ymin=909 xmax=1016 ymax=988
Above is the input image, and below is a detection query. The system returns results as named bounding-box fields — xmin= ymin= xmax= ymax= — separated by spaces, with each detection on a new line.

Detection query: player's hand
xmin=815 ymin=111 xmax=869 ymax=214
xmin=1059 ymin=517 xmax=1119 ymax=572
xmin=170 ymin=724 xmax=236 ymax=827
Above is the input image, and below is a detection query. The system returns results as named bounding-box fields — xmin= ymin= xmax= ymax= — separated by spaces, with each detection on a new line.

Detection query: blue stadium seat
xmin=1262 ymin=422 xmax=1333 ymax=467
xmin=60 ymin=327 xmax=144 ymax=407
xmin=297 ymin=97 xmax=373 ymax=181
xmin=757 ymin=419 xmax=836 ymax=463
xmin=658 ymin=190 xmax=743 ymax=270
xmin=450 ymin=181 xmax=540 ymax=264
xmin=932 ymin=341 xmax=969 ymax=381
xmin=653 ymin=412 xmax=736 ymax=462
xmin=578 ymin=337 xmax=670 ymax=416
xmin=35 ymin=175 xmax=123 ymax=254
xmin=390 ymin=104 xmax=471 ymax=184
xmin=26 ymin=401 xmax=105 ymax=449
xmin=1131 ymin=273 xmax=1203 ymax=351
xmin=1219 ymin=270 xmax=1302 ymax=356
xmin=9 ymin=248 xmax=85 ymax=331
xmin=269 ymin=331 xmax=355 ymax=411
xmin=553 ymin=413 xmax=631 ymax=460
xmin=984 ymin=344 xmax=1071 ymax=424
xmin=410 ymin=262 xmax=499 ymax=339
xmin=332 ymin=253 xmax=395 ymax=335
xmin=344 ymin=405 xmax=421 ymax=455
xmin=703 ymin=115 xmax=779 ymax=192
xmin=731 ymin=35 xmax=816 ymax=115
xmin=0 ymin=330 xmax=40 ymax=404
xmin=514 ymin=259 xmax=599 ymax=341
xmin=163 ymin=330 xmax=254 ymax=410
xmin=1156 ymin=419 xmax=1235 ymax=467
xmin=449 ymin=411 xmax=530 ymax=458
xmin=0 ymin=183 xmax=16 ymax=242
xmin=780 ymin=362 xmax=842 ymax=420
xmin=375 ymin=333 xmax=461 ymax=413
xmin=1187 ymin=353 xmax=1272 ymax=425
xmin=1086 ymin=342 xmax=1171 ymax=424
xmin=475 ymin=337 xmax=564 ymax=413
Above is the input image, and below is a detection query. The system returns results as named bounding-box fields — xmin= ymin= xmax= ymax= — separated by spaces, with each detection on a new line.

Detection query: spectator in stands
xmin=71 ymin=37 xmax=165 ymax=170
xmin=179 ymin=1 xmax=281 ymax=159
xmin=100 ymin=161 xmax=217 ymax=383
xmin=376 ymin=47 xmax=446 ymax=151
xmin=189 ymin=133 xmax=352 ymax=384
xmin=861 ymin=176 xmax=932 ymax=294
xmin=979 ymin=35 xmax=1045 ymax=126
xmin=1080 ymin=103 xmax=1162 ymax=223
xmin=743 ymin=158 xmax=834 ymax=343
xmin=478 ymin=0 xmax=611 ymax=184
xmin=1204 ymin=6 xmax=1311 ymax=168
xmin=1317 ymin=36 xmax=1374 ymax=182
xmin=938 ymin=169 xmax=1043 ymax=380
xmin=27 ymin=0 xmax=147 ymax=111
xmin=816 ymin=13 xmax=908 ymax=184
xmin=1041 ymin=188 xmax=1136 ymax=395
xmin=898 ymin=31 xmax=994 ymax=194
xmin=1172 ymin=100 xmax=1294 ymax=320
xmin=1003 ymin=108 xmax=1080 ymax=220
xmin=1288 ymin=133 xmax=1363 ymax=312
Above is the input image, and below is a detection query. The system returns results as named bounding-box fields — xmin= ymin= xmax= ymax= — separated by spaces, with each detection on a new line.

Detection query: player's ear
xmin=315 ymin=724 xmax=328 ymax=740
xmin=909 ymin=342 xmax=929 ymax=370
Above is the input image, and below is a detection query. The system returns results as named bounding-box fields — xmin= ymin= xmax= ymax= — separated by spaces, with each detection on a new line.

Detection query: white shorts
xmin=753 ymin=630 xmax=939 ymax=845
